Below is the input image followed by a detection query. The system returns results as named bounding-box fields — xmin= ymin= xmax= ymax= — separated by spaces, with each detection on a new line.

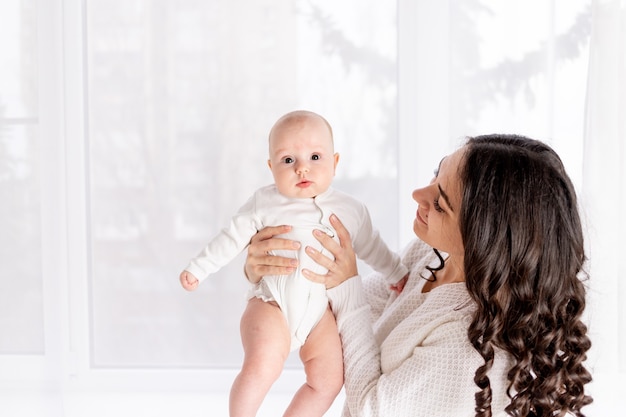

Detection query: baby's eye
xmin=311 ymin=154 xmax=320 ymax=161
xmin=284 ymin=157 xmax=294 ymax=164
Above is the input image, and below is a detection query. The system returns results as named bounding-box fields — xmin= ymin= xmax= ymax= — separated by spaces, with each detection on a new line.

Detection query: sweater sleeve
xmin=361 ymin=271 xmax=394 ymax=323
xmin=327 ymin=279 xmax=486 ymax=417
xmin=361 ymin=239 xmax=435 ymax=322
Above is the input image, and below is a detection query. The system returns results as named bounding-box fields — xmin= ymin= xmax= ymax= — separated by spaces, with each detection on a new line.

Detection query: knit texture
xmin=327 ymin=238 xmax=513 ymax=417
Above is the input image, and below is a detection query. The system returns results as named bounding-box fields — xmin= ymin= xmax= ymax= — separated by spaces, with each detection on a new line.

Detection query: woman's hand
xmin=245 ymin=225 xmax=300 ymax=284
xmin=302 ymin=214 xmax=358 ymax=289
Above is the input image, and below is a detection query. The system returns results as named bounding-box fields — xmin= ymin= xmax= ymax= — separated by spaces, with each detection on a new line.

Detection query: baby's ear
xmin=334 ymin=153 xmax=340 ymax=169
xmin=267 ymin=159 xmax=272 ymax=170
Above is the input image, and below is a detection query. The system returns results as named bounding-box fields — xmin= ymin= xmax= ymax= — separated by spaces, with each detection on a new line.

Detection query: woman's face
xmin=412 ymin=147 xmax=465 ymax=257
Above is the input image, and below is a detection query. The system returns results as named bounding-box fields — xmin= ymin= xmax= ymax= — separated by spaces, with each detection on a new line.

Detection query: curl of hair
xmin=459 ymin=135 xmax=593 ymax=416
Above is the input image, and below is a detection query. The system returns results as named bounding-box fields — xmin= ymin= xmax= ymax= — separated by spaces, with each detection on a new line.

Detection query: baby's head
xmin=268 ymin=110 xmax=340 ymax=199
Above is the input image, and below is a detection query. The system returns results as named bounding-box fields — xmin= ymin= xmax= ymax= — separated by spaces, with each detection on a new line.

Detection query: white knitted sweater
xmin=327 ymin=238 xmax=514 ymax=417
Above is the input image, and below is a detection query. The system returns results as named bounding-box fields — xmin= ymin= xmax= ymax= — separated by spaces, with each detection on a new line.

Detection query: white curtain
xmin=581 ymin=0 xmax=626 ymax=413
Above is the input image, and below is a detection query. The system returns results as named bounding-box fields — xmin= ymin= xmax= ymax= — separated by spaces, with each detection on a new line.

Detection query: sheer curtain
xmin=0 ymin=0 xmax=42 ymax=356
xmin=581 ymin=0 xmax=626 ymax=413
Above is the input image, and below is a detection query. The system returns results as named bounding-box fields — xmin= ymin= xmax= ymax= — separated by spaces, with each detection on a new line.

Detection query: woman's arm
xmin=329 ymin=285 xmax=484 ymax=416
xmin=303 ymin=215 xmax=489 ymax=416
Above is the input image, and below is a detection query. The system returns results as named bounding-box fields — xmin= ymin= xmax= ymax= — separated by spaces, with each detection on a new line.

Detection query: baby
xmin=180 ymin=110 xmax=408 ymax=416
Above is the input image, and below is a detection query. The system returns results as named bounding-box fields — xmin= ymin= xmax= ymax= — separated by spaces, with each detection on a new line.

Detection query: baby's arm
xmin=350 ymin=207 xmax=408 ymax=289
xmin=182 ymin=192 xmax=263 ymax=287
xmin=179 ymin=270 xmax=199 ymax=291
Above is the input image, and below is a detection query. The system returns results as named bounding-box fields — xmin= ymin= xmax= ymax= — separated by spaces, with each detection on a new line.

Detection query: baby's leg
xmin=230 ymin=297 xmax=291 ymax=417
xmin=283 ymin=307 xmax=344 ymax=417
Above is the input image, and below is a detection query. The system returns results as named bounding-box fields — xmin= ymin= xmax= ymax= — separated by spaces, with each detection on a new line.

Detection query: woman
xmin=245 ymin=135 xmax=593 ymax=417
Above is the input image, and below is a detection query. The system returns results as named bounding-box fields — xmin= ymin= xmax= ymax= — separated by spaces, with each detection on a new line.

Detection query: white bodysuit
xmin=185 ymin=185 xmax=408 ymax=351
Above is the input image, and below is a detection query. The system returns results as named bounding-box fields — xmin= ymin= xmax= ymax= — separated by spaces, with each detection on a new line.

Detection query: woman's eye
xmin=433 ymin=198 xmax=445 ymax=213
xmin=311 ymin=154 xmax=320 ymax=160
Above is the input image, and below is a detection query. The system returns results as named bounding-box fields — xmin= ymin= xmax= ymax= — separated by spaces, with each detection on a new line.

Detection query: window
xmin=84 ymin=0 xmax=399 ymax=368
xmin=0 ymin=0 xmax=43 ymax=356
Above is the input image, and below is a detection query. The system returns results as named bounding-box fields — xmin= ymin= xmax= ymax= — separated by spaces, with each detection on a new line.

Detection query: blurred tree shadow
xmin=302 ymin=1 xmax=591 ymax=140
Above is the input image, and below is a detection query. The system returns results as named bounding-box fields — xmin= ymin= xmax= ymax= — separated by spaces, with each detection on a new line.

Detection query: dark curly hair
xmin=458 ymin=135 xmax=593 ymax=416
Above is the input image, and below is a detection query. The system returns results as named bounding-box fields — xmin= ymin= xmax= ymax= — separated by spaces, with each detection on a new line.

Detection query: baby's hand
xmin=389 ymin=274 xmax=409 ymax=294
xmin=180 ymin=270 xmax=199 ymax=291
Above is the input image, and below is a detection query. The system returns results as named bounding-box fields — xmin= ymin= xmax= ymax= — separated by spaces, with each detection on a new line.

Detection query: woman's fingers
xmin=245 ymin=225 xmax=300 ymax=283
xmin=330 ymin=213 xmax=352 ymax=250
xmin=249 ymin=225 xmax=295 ymax=253
xmin=304 ymin=244 xmax=335 ymax=271
xmin=247 ymin=216 xmax=359 ymax=289
xmin=302 ymin=214 xmax=358 ymax=289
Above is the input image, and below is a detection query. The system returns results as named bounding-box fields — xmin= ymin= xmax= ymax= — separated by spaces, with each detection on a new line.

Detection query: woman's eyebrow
xmin=438 ymin=184 xmax=455 ymax=212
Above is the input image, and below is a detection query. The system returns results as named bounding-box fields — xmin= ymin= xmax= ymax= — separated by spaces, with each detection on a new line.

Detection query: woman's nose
xmin=412 ymin=178 xmax=436 ymax=202
xmin=412 ymin=185 xmax=431 ymax=204
xmin=412 ymin=188 xmax=422 ymax=202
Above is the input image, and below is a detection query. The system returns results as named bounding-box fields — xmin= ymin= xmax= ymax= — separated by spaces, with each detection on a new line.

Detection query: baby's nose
xmin=295 ymin=162 xmax=309 ymax=174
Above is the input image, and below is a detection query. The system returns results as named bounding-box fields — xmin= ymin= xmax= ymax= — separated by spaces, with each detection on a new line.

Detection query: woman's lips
xmin=416 ymin=208 xmax=427 ymax=225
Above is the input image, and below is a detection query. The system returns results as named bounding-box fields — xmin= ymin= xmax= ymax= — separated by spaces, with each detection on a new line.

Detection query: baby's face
xmin=268 ymin=116 xmax=339 ymax=199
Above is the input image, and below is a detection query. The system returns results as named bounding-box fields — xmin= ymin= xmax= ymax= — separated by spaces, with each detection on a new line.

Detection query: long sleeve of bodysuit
xmin=185 ymin=194 xmax=262 ymax=282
